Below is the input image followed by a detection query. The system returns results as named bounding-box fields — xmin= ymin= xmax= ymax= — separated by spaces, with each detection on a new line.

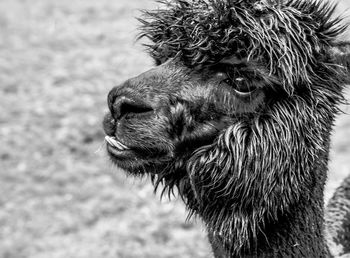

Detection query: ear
xmin=329 ymin=41 xmax=350 ymax=71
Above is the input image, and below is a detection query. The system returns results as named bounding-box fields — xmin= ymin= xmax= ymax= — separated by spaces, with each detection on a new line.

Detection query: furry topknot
xmin=139 ymin=0 xmax=346 ymax=94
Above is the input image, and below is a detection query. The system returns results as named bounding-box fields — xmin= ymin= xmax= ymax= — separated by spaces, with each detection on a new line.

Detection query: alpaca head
xmin=103 ymin=0 xmax=350 ymax=255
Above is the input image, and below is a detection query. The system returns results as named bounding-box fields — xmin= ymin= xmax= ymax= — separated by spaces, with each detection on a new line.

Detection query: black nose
xmin=108 ymin=91 xmax=154 ymax=120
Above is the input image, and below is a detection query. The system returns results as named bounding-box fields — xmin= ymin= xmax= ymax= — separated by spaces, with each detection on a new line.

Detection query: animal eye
xmin=223 ymin=77 xmax=257 ymax=96
xmin=212 ymin=63 xmax=258 ymax=96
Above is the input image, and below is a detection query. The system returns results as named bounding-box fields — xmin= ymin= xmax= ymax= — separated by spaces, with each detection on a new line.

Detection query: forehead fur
xmin=139 ymin=0 xmax=346 ymax=93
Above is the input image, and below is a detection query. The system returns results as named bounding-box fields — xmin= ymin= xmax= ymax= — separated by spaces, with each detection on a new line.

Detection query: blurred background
xmin=0 ymin=0 xmax=349 ymax=257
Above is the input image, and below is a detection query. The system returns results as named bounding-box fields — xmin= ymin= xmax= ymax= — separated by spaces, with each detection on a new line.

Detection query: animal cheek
xmin=214 ymin=87 xmax=266 ymax=115
xmin=165 ymin=101 xmax=195 ymax=140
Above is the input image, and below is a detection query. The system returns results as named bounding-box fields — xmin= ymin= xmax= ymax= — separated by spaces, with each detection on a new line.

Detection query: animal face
xmin=103 ymin=0 xmax=349 ymax=255
xmin=104 ymin=57 xmax=268 ymax=172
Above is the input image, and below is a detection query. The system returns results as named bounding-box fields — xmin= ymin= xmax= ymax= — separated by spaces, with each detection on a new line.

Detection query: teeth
xmin=105 ymin=136 xmax=129 ymax=150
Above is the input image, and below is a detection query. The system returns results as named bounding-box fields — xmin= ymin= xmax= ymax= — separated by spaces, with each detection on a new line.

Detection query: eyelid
xmin=210 ymin=63 xmax=228 ymax=71
xmin=220 ymin=56 xmax=247 ymax=65
xmin=211 ymin=61 xmax=247 ymax=73
xmin=210 ymin=63 xmax=234 ymax=75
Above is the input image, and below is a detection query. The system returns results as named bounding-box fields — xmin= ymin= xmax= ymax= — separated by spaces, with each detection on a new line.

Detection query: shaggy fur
xmin=103 ymin=0 xmax=350 ymax=257
xmin=139 ymin=0 xmax=346 ymax=91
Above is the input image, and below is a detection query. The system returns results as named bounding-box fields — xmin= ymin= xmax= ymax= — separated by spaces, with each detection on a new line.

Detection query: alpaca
xmin=103 ymin=0 xmax=350 ymax=257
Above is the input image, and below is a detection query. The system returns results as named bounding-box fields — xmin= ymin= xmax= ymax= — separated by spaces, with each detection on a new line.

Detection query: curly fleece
xmin=139 ymin=0 xmax=346 ymax=93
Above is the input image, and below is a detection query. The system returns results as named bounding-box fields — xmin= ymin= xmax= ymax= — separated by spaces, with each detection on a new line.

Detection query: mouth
xmin=105 ymin=135 xmax=170 ymax=174
xmin=105 ymin=136 xmax=135 ymax=160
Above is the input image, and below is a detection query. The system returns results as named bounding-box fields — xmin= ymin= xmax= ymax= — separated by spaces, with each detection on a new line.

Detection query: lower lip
xmin=106 ymin=144 xmax=135 ymax=159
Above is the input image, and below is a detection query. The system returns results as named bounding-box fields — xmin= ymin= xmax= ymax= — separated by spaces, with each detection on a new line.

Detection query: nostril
xmin=112 ymin=96 xmax=154 ymax=120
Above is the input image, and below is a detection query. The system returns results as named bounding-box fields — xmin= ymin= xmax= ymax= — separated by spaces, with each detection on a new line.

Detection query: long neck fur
xmin=179 ymin=91 xmax=340 ymax=257
xmin=208 ymin=157 xmax=330 ymax=257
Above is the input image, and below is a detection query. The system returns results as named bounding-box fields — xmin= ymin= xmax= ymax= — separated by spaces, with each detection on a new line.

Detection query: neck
xmin=179 ymin=102 xmax=336 ymax=257
xmin=208 ymin=181 xmax=329 ymax=258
